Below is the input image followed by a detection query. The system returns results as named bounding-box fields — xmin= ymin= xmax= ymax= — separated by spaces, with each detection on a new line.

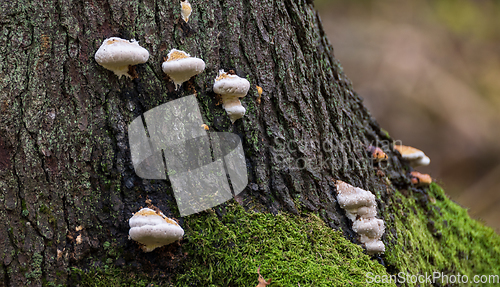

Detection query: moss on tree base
xmin=70 ymin=184 xmax=500 ymax=286
xmin=384 ymin=183 xmax=500 ymax=286
xmin=177 ymin=203 xmax=391 ymax=286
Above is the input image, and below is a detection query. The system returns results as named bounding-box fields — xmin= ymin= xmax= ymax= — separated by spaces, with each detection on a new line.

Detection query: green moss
xmin=69 ymin=266 xmax=160 ymax=287
xmin=176 ymin=203 xmax=393 ymax=286
xmin=384 ymin=183 xmax=500 ymax=286
xmin=380 ymin=128 xmax=390 ymax=139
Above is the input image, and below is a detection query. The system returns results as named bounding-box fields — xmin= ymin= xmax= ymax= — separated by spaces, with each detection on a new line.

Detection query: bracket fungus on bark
xmin=367 ymin=145 xmax=388 ymax=162
xmin=410 ymin=171 xmax=432 ymax=187
xmin=94 ymin=37 xmax=149 ymax=79
xmin=180 ymin=0 xmax=192 ymax=22
xmin=335 ymin=180 xmax=385 ymax=254
xmin=129 ymin=207 xmax=184 ymax=252
xmin=394 ymin=144 xmax=430 ymax=167
xmin=213 ymin=70 xmax=250 ymax=123
xmin=161 ymin=49 xmax=205 ymax=90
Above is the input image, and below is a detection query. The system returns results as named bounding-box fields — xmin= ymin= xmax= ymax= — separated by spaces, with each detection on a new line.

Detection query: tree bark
xmin=1 ymin=0 xmax=499 ymax=286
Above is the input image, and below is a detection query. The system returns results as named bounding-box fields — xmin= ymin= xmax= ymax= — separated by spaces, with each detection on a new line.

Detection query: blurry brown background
xmin=316 ymin=0 xmax=500 ymax=232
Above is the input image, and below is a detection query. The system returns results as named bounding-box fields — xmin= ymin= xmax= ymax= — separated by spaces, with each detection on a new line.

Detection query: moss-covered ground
xmin=70 ymin=184 xmax=500 ymax=287
xmin=383 ymin=183 xmax=500 ymax=286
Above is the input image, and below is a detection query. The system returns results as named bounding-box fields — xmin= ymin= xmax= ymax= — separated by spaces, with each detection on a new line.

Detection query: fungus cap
xmin=336 ymin=181 xmax=376 ymax=211
xmin=410 ymin=171 xmax=432 ymax=187
xmin=94 ymin=37 xmax=149 ymax=79
xmin=256 ymin=85 xmax=263 ymax=96
xmin=213 ymin=70 xmax=250 ymax=123
xmin=213 ymin=70 xmax=250 ymax=98
xmin=367 ymin=146 xmax=388 ymax=162
xmin=129 ymin=208 xmax=184 ymax=252
xmin=364 ymin=239 xmax=386 ymax=254
xmin=394 ymin=145 xmax=430 ymax=167
xmin=356 ymin=205 xmax=377 ymax=220
xmin=162 ymin=49 xmax=205 ymax=90
xmin=352 ymin=217 xmax=385 ymax=239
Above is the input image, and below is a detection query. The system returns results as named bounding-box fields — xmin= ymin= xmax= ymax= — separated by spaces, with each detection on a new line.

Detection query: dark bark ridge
xmin=0 ymin=0 xmax=408 ymax=285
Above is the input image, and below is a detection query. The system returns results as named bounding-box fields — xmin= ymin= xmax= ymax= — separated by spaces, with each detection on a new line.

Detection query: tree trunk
xmin=1 ymin=0 xmax=499 ymax=286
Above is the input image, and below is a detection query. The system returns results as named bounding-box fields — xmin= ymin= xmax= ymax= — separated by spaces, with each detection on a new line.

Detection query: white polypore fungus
xmin=180 ymin=0 xmax=192 ymax=23
xmin=94 ymin=37 xmax=149 ymax=79
xmin=394 ymin=145 xmax=430 ymax=167
xmin=213 ymin=70 xmax=250 ymax=123
xmin=363 ymin=240 xmax=386 ymax=254
xmin=352 ymin=217 xmax=385 ymax=239
xmin=335 ymin=180 xmax=385 ymax=254
xmin=335 ymin=180 xmax=376 ymax=221
xmin=129 ymin=207 xmax=184 ymax=252
xmin=161 ymin=49 xmax=205 ymax=90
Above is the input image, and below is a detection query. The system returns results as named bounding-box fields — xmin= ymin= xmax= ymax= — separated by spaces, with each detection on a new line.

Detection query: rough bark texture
xmin=1 ymin=0 xmax=499 ymax=286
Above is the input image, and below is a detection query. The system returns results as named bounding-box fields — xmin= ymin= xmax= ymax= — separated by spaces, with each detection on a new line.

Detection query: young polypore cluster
xmin=94 ymin=37 xmax=149 ymax=79
xmin=213 ymin=70 xmax=250 ymax=123
xmin=394 ymin=144 xmax=433 ymax=186
xmin=129 ymin=207 xmax=184 ymax=252
xmin=335 ymin=180 xmax=385 ymax=254
xmin=162 ymin=49 xmax=206 ymax=90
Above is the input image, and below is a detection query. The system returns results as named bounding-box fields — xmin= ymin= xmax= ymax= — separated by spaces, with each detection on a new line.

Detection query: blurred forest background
xmin=316 ymin=0 xmax=500 ymax=232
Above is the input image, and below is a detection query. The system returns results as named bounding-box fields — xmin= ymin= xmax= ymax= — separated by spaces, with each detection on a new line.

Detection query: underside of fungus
xmin=94 ymin=37 xmax=149 ymax=79
xmin=213 ymin=70 xmax=250 ymax=123
xmin=335 ymin=180 xmax=386 ymax=254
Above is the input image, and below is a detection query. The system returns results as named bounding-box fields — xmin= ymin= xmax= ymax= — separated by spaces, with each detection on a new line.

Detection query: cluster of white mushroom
xmin=93 ymin=2 xmax=253 ymax=254
xmin=94 ymin=37 xmax=250 ymax=124
xmin=335 ymin=180 xmax=385 ymax=254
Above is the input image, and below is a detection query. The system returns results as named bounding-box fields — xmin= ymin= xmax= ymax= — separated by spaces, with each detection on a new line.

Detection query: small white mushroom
xmin=213 ymin=70 xmax=250 ymax=123
xmin=161 ymin=49 xmax=205 ymax=90
xmin=394 ymin=145 xmax=430 ymax=167
xmin=94 ymin=37 xmax=149 ymax=79
xmin=129 ymin=207 xmax=184 ymax=252
xmin=180 ymin=0 xmax=192 ymax=23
